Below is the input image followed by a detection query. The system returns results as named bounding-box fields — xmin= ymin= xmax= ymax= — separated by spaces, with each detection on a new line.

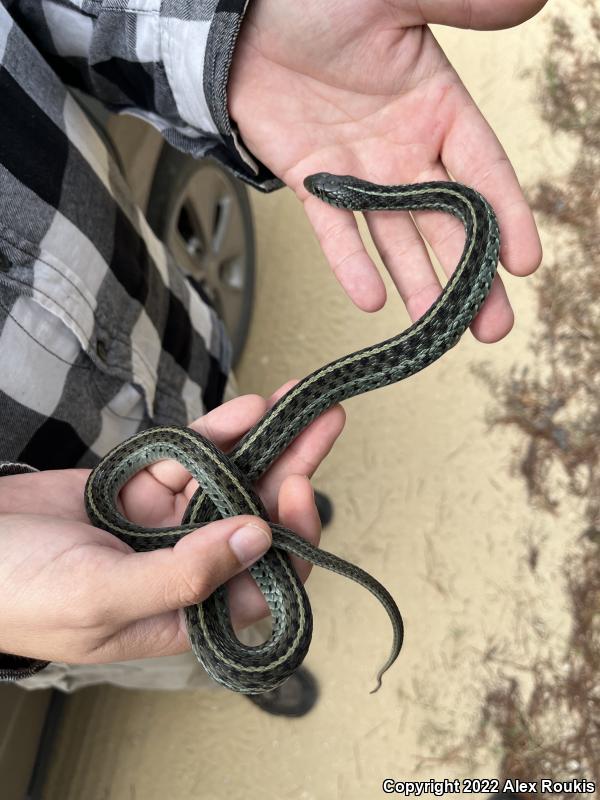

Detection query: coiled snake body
xmin=85 ymin=173 xmax=500 ymax=694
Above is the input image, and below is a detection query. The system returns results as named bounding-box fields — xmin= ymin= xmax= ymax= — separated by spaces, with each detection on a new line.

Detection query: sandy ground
xmin=43 ymin=3 xmax=584 ymax=798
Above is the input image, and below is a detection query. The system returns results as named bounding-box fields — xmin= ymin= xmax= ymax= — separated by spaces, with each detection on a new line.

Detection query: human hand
xmin=0 ymin=385 xmax=345 ymax=664
xmin=229 ymin=0 xmax=547 ymax=342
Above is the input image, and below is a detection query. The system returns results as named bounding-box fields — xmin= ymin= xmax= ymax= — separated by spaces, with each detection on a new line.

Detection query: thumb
xmin=103 ymin=515 xmax=272 ymax=625
xmin=417 ymin=0 xmax=547 ymax=30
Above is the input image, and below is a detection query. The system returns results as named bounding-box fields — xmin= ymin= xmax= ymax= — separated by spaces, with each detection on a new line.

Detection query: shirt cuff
xmin=0 ymin=461 xmax=38 ymax=477
xmin=160 ymin=0 xmax=282 ymax=192
xmin=0 ymin=654 xmax=50 ymax=682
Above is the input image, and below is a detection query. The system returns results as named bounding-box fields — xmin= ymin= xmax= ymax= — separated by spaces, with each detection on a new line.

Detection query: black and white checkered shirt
xmin=0 ymin=0 xmax=280 ymax=680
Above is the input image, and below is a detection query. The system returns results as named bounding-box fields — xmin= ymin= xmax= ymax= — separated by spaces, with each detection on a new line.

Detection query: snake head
xmin=304 ymin=173 xmax=348 ymax=207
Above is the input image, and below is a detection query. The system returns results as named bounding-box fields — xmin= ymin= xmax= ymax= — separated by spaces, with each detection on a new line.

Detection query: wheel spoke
xmin=213 ymin=198 xmax=246 ymax=266
xmin=169 ymin=225 xmax=206 ymax=280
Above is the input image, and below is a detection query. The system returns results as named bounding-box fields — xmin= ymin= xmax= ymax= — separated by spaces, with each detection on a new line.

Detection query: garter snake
xmin=85 ymin=173 xmax=500 ymax=694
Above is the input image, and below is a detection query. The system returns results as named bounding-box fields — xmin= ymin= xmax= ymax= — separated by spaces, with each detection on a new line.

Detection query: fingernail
xmin=229 ymin=523 xmax=271 ymax=566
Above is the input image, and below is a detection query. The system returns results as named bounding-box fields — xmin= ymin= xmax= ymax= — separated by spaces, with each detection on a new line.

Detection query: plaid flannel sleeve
xmin=7 ymin=0 xmax=281 ymax=191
